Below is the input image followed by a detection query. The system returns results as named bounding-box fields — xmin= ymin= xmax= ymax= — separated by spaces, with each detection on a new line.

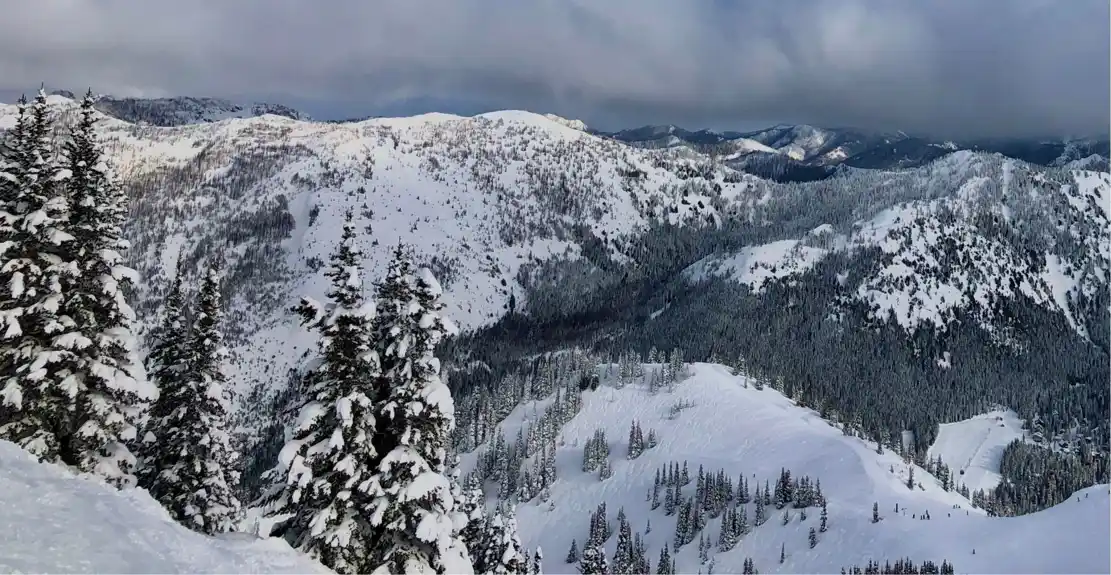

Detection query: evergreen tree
xmin=612 ymin=509 xmax=633 ymax=574
xmin=59 ymin=90 xmax=152 ymax=485
xmin=264 ymin=214 xmax=382 ymax=572
xmin=627 ymin=420 xmax=644 ymax=459
xmin=820 ymin=499 xmax=828 ymax=532
xmin=656 ymin=544 xmax=672 ymax=575
xmin=779 ymin=543 xmax=786 ymax=564
xmin=143 ymin=263 xmax=241 ymax=534
xmin=578 ymin=543 xmax=608 ymax=575
xmin=459 ymin=474 xmax=488 ymax=560
xmin=1 ymin=92 xmax=67 ymax=461
xmin=565 ymin=539 xmax=579 ymax=564
xmin=478 ymin=504 xmax=527 ymax=574
xmin=366 ymin=245 xmax=471 ymax=574
xmin=674 ymin=498 xmax=691 ymax=548
xmin=0 ymin=90 xmax=157 ymax=481
xmin=532 ymin=548 xmax=543 ymax=575
xmin=140 ymin=267 xmax=187 ymax=406
xmin=754 ymin=488 xmax=767 ymax=526
xmin=599 ymin=456 xmax=613 ymax=480
xmin=872 ymin=502 xmax=880 ymax=523
xmin=809 ymin=526 xmax=818 ymax=548
xmin=137 ymin=269 xmax=189 ymax=485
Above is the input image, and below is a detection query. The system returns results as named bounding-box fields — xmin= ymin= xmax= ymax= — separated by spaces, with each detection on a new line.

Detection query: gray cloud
xmin=1 ymin=0 xmax=1107 ymax=137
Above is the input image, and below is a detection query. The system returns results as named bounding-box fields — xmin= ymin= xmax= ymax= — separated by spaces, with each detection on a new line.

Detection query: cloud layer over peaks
xmin=1 ymin=0 xmax=1107 ymax=137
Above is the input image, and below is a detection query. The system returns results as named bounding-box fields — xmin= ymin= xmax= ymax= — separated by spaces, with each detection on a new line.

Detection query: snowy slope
xmin=684 ymin=240 xmax=827 ymax=293
xmin=927 ymin=411 xmax=1026 ymax=494
xmin=686 ymin=155 xmax=1110 ymax=337
xmin=466 ymin=364 xmax=1110 ymax=574
xmin=0 ymin=440 xmax=328 ymax=574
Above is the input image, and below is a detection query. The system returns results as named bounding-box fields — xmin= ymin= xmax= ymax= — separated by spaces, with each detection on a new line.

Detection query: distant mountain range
xmin=593 ymin=123 xmax=1110 ymax=181
xmin=48 ymin=90 xmax=311 ymax=126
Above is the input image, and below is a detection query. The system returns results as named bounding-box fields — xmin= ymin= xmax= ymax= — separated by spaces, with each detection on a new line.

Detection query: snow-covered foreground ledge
xmin=0 ymin=441 xmax=329 ymax=574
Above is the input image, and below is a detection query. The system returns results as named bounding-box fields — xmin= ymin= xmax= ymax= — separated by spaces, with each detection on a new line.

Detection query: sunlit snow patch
xmin=684 ymin=239 xmax=828 ymax=292
xmin=927 ymin=410 xmax=1027 ymax=493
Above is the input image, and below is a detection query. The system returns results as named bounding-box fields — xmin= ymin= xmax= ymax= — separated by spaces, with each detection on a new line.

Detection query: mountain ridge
xmin=0 ymin=93 xmax=1105 ymax=489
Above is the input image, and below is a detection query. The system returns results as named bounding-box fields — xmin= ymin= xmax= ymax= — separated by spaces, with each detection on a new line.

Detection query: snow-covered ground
xmin=0 ymin=441 xmax=327 ymax=574
xmin=928 ymin=410 xmax=1027 ymax=494
xmin=468 ymin=364 xmax=1110 ymax=574
xmin=684 ymin=239 xmax=828 ymax=293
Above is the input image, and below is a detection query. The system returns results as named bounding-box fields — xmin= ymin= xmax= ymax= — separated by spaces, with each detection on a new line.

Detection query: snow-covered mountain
xmin=0 ymin=93 xmax=1105 ymax=475
xmin=0 ymin=440 xmax=326 ymax=574
xmin=0 ymin=94 xmax=742 ymax=414
xmin=89 ymin=94 xmax=311 ymax=126
xmin=686 ymin=154 xmax=1110 ymax=338
xmin=0 ymin=92 xmax=1107 ymax=573
xmin=601 ymin=123 xmax=1111 ymax=176
xmin=459 ymin=363 xmax=1110 ymax=574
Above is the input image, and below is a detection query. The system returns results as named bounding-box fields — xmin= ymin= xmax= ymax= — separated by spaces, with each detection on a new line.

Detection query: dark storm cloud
xmin=1 ymin=0 xmax=1107 ymax=137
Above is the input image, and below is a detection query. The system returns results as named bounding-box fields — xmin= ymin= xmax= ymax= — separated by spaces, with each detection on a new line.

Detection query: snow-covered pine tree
xmin=754 ymin=488 xmax=767 ymax=526
xmin=656 ymin=544 xmax=672 ymax=575
xmin=477 ymin=504 xmax=527 ymax=574
xmin=565 ymin=539 xmax=579 ymax=564
xmin=366 ymin=245 xmax=471 ymax=574
xmin=459 ymin=474 xmax=488 ymax=561
xmin=820 ymin=499 xmax=828 ymax=532
xmin=532 ymin=548 xmax=543 ymax=575
xmin=137 ymin=267 xmax=188 ymax=486
xmin=599 ymin=455 xmax=613 ymax=480
xmin=612 ymin=508 xmax=633 ymax=574
xmin=578 ymin=542 xmax=608 ymax=575
xmin=0 ymin=91 xmax=83 ymax=464
xmin=143 ymin=262 xmax=241 ymax=534
xmin=674 ymin=498 xmax=691 ymax=548
xmin=627 ymin=420 xmax=643 ymax=459
xmin=61 ymin=90 xmax=153 ymax=486
xmin=264 ymin=213 xmax=381 ymax=572
xmin=809 ymin=526 xmax=818 ymax=548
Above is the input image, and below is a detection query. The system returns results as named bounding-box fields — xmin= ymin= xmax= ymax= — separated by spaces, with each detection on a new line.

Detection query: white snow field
xmin=927 ymin=410 xmax=1027 ymax=494
xmin=470 ymin=364 xmax=1110 ymax=574
xmin=0 ymin=441 xmax=328 ymax=574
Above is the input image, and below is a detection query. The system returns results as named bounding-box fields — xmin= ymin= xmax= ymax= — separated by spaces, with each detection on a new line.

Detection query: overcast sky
xmin=1 ymin=0 xmax=1107 ymax=138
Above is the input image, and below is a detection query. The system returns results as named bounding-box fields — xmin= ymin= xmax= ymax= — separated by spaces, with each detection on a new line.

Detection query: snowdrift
xmin=0 ymin=440 xmax=328 ymax=574
xmin=474 ymin=363 xmax=1110 ymax=574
